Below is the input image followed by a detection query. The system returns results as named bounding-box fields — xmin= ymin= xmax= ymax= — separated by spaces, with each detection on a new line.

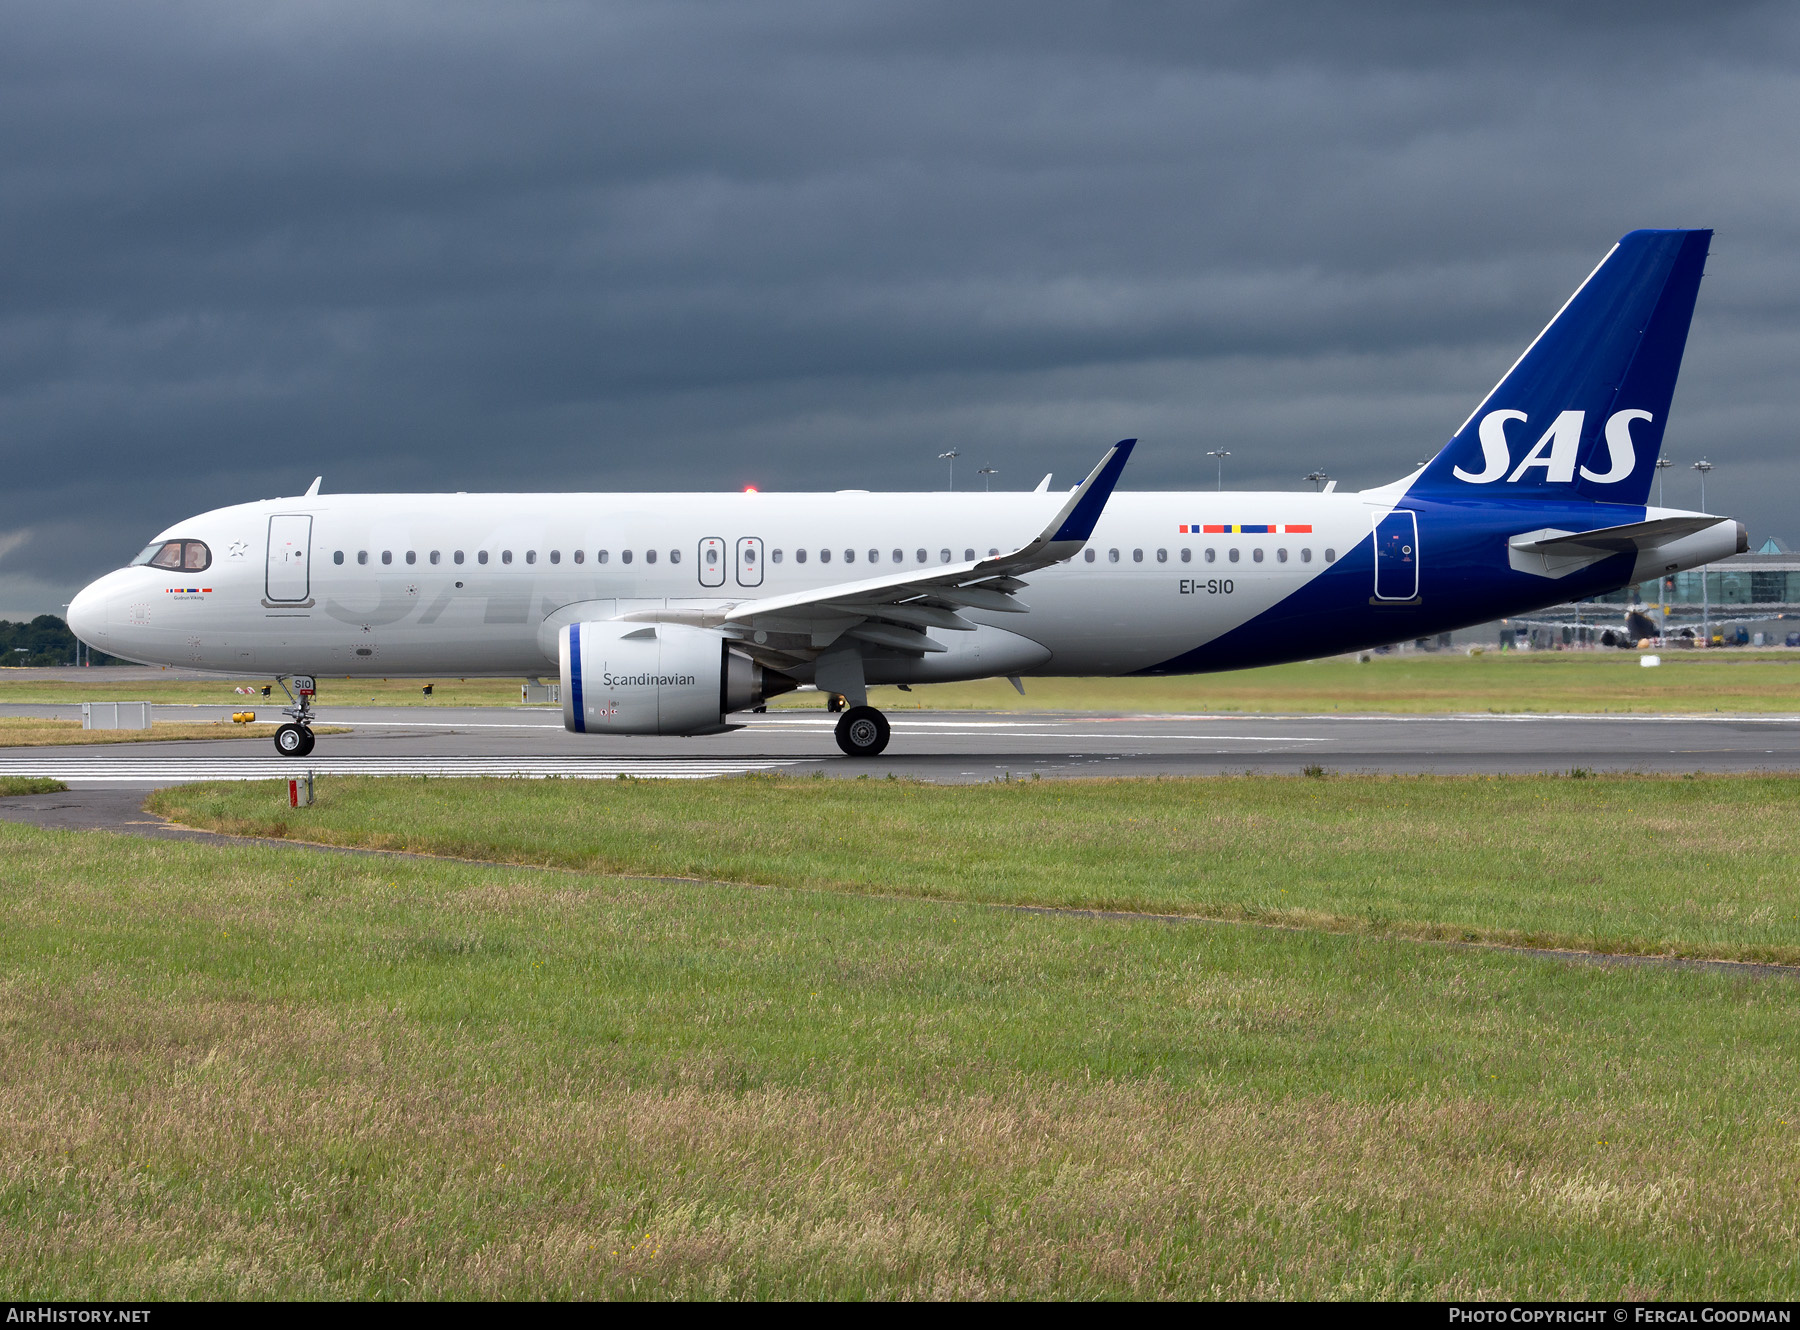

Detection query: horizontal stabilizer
xmin=1510 ymin=515 xmax=1722 ymax=556
xmin=1508 ymin=514 xmax=1726 ymax=579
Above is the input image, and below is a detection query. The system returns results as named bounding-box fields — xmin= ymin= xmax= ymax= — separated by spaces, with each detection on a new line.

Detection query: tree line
xmin=0 ymin=616 xmax=126 ymax=667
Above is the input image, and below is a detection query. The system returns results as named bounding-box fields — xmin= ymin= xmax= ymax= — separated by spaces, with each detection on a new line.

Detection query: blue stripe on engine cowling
xmin=567 ymin=624 xmax=586 ymax=733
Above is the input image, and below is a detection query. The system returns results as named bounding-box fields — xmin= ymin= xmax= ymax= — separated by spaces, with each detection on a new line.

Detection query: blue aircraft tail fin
xmin=1411 ymin=229 xmax=1711 ymax=507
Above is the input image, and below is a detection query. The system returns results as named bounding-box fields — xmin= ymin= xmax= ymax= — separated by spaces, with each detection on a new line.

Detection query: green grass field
xmin=152 ymin=772 xmax=1800 ymax=965
xmin=818 ymin=649 xmax=1800 ymax=714
xmin=0 ymin=674 xmax=527 ymax=708
xmin=0 ymin=776 xmax=65 ymax=796
xmin=4 ymin=812 xmax=1800 ymax=1298
xmin=0 ymin=718 xmax=349 ymax=748
xmin=7 ymin=649 xmax=1800 ymax=713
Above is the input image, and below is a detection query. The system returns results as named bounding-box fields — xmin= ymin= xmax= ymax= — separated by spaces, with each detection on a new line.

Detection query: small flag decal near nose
xmin=1178 ymin=524 xmax=1312 ymax=535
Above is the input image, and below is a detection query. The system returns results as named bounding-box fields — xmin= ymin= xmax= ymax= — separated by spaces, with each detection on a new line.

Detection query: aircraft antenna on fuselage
xmin=304 ymin=476 xmax=322 ymax=497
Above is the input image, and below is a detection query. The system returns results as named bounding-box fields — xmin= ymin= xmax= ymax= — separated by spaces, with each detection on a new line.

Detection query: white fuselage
xmin=69 ymin=489 xmax=1380 ymax=679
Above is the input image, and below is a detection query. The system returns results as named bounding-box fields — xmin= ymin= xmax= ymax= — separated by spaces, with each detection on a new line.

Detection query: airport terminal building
xmin=1505 ymin=543 xmax=1800 ymax=647
xmin=1429 ymin=543 xmax=1800 ymax=650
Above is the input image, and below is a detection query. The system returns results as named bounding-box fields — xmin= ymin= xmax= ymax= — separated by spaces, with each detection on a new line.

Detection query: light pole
xmin=1304 ymin=470 xmax=1330 ymax=492
xmin=978 ymin=467 xmax=998 ymax=491
xmin=1693 ymin=459 xmax=1713 ymax=644
xmin=938 ymin=450 xmax=959 ymax=491
xmin=1654 ymin=456 xmax=1673 ymax=508
xmin=1206 ymin=449 xmax=1231 ymax=491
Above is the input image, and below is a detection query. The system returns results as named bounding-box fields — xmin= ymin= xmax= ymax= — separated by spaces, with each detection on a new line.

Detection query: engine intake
xmin=560 ymin=621 xmax=794 ymax=735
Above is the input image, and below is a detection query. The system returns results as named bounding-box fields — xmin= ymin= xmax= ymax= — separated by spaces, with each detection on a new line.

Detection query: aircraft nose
xmin=66 ymin=579 xmax=107 ymax=645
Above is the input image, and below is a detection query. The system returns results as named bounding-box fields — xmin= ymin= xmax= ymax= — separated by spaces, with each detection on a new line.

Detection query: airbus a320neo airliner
xmin=67 ymin=229 xmax=1743 ymax=758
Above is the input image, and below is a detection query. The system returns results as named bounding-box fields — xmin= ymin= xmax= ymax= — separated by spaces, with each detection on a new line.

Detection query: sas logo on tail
xmin=1453 ymin=409 xmax=1649 ymax=484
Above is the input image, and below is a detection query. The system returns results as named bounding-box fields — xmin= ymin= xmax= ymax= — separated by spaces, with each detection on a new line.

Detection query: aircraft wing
xmin=618 ymin=439 xmax=1135 ymax=661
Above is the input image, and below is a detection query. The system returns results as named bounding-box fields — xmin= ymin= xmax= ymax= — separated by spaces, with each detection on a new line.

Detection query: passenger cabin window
xmin=843 ymin=549 xmax=854 ymax=563
xmin=1180 ymin=548 xmax=1191 ymax=563
xmin=1132 ymin=549 xmax=1143 ymax=563
xmin=892 ymin=550 xmax=902 ymax=563
xmin=939 ymin=549 xmax=951 ymax=563
xmin=669 ymin=549 xmax=680 ymax=564
xmin=819 ymin=549 xmax=830 ymax=564
xmin=1156 ymin=549 xmax=1168 ymax=563
xmin=1300 ymin=549 xmax=1311 ymax=563
xmin=597 ymin=550 xmax=609 ymax=563
xmin=646 ymin=549 xmax=657 ymax=564
xmin=526 ymin=550 xmax=536 ymax=564
xmin=453 ymin=550 xmax=464 ymax=564
xmin=795 ymin=549 xmax=807 ymax=564
xmin=478 ymin=551 xmax=489 ymax=565
xmin=333 ymin=551 xmax=344 ymax=565
xmin=622 ymin=550 xmax=633 ymax=564
xmin=771 ymin=549 xmax=782 ymax=563
xmin=1108 ymin=549 xmax=1119 ymax=563
xmin=916 ymin=549 xmax=927 ymax=564
xmin=964 ymin=548 xmax=975 ymax=561
xmin=572 ymin=550 xmax=583 ymax=564
xmin=406 ymin=551 xmax=416 ymax=565
xmin=1252 ymin=549 xmax=1264 ymax=563
xmin=1276 ymin=548 xmax=1287 ymax=563
xmin=869 ymin=549 xmax=879 ymax=563
xmin=1084 ymin=549 xmax=1095 ymax=562
xmin=382 ymin=551 xmax=392 ymax=565
xmin=502 ymin=550 xmax=513 ymax=564
xmin=358 ymin=551 xmax=369 ymax=565
xmin=430 ymin=551 xmax=440 ymax=565
xmin=1324 ymin=548 xmax=1337 ymax=562
xmin=1228 ymin=549 xmax=1240 ymax=562
xmin=1205 ymin=548 xmax=1216 ymax=563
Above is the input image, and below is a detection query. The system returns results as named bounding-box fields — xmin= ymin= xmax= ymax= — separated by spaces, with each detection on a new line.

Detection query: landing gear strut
xmin=834 ymin=705 xmax=890 ymax=758
xmin=272 ymin=674 xmax=317 ymax=758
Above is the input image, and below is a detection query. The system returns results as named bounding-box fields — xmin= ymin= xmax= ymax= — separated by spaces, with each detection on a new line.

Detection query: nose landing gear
xmin=834 ymin=705 xmax=890 ymax=758
xmin=272 ymin=674 xmax=318 ymax=757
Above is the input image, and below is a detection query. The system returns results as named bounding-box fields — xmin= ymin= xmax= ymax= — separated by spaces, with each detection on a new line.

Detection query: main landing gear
xmin=834 ymin=705 xmax=890 ymax=758
xmin=272 ymin=674 xmax=317 ymax=758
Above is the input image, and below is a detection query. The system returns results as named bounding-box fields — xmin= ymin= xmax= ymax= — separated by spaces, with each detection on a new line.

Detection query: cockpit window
xmin=132 ymin=539 xmax=211 ymax=572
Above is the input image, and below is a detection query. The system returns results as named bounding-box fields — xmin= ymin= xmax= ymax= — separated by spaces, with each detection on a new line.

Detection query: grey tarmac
xmin=1 ymin=701 xmax=1798 ymax=782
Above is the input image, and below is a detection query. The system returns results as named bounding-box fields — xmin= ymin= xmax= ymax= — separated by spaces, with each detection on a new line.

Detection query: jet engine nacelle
xmin=559 ymin=621 xmax=794 ymax=735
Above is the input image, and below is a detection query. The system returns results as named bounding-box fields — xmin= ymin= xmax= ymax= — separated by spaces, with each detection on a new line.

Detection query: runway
xmin=3 ymin=702 xmax=1799 ymax=783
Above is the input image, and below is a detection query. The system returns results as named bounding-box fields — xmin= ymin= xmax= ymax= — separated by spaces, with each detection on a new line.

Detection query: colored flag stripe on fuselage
xmin=1177 ymin=524 xmax=1312 ymax=534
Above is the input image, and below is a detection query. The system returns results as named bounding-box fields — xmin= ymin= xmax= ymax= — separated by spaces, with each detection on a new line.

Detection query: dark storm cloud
xmin=2 ymin=0 xmax=1797 ymax=612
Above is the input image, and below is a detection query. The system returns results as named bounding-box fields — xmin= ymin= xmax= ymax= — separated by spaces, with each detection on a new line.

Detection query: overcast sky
xmin=3 ymin=0 xmax=1798 ymax=617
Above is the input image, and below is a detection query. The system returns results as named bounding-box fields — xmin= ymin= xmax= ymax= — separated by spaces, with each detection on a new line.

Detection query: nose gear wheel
xmin=274 ymin=723 xmax=314 ymax=758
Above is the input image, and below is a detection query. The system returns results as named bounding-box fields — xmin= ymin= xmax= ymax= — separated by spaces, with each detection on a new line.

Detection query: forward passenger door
xmin=266 ymin=515 xmax=312 ymax=603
